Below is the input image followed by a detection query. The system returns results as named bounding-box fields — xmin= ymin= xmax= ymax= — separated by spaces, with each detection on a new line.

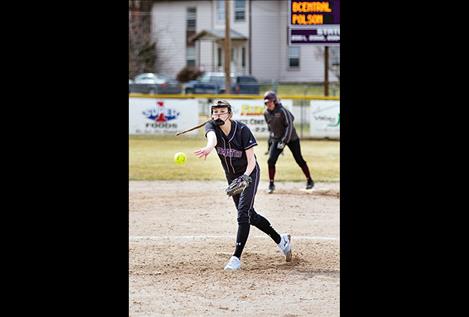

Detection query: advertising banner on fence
xmin=310 ymin=100 xmax=340 ymax=139
xmin=129 ymin=98 xmax=199 ymax=135
xmin=228 ymin=99 xmax=293 ymax=138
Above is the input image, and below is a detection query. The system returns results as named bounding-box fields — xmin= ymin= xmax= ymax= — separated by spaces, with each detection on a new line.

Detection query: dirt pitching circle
xmin=130 ymin=180 xmax=339 ymax=317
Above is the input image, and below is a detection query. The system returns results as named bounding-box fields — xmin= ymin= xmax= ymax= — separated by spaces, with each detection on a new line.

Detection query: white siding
xmin=152 ymin=1 xmax=212 ymax=77
xmin=194 ymin=1 xmax=213 ymax=72
xmin=231 ymin=0 xmax=250 ymax=74
xmin=211 ymin=0 xmax=249 ymax=35
xmin=208 ymin=0 xmax=249 ymax=73
xmin=199 ymin=40 xmax=215 ymax=71
xmin=250 ymin=0 xmax=337 ymax=83
xmin=251 ymin=0 xmax=282 ymax=82
xmin=151 ymin=0 xmax=338 ymax=82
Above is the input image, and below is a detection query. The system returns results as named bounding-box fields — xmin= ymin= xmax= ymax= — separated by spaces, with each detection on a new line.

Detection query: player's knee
xmin=237 ymin=216 xmax=249 ymax=225
xmin=267 ymin=157 xmax=277 ymax=165
xmin=237 ymin=208 xmax=250 ymax=224
xmin=296 ymin=158 xmax=307 ymax=166
xmin=249 ymin=214 xmax=261 ymax=226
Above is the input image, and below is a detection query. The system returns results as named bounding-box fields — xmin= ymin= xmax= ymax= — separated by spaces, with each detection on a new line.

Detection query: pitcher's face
xmin=212 ymin=107 xmax=230 ymax=120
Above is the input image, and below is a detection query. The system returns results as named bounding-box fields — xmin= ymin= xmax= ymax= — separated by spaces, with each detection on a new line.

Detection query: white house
xmin=151 ymin=0 xmax=339 ymax=83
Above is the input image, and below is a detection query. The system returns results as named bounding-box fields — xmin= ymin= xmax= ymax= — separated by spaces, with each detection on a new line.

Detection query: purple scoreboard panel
xmin=288 ymin=0 xmax=340 ymax=45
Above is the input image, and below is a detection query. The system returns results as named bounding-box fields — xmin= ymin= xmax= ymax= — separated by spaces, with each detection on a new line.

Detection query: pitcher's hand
xmin=194 ymin=147 xmax=213 ymax=160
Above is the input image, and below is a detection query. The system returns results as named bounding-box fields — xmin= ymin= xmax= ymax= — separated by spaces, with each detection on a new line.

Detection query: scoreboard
xmin=288 ymin=0 xmax=340 ymax=45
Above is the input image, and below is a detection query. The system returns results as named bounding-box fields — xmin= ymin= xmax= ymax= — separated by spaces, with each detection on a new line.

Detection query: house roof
xmin=189 ymin=29 xmax=248 ymax=42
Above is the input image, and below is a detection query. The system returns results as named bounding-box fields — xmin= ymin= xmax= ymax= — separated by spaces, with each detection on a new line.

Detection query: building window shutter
xmin=288 ymin=46 xmax=300 ymax=68
xmin=216 ymin=0 xmax=224 ymax=22
xmin=217 ymin=48 xmax=222 ymax=67
xmin=242 ymin=47 xmax=246 ymax=67
xmin=234 ymin=0 xmax=245 ymax=21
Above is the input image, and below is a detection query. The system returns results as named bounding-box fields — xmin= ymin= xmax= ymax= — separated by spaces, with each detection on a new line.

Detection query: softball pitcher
xmin=194 ymin=100 xmax=292 ymax=271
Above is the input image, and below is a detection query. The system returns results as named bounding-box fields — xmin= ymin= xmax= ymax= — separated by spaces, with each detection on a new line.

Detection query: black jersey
xmin=263 ymin=103 xmax=299 ymax=143
xmin=205 ymin=120 xmax=258 ymax=176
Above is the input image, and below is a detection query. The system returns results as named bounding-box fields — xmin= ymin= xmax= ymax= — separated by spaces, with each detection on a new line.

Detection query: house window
xmin=234 ymin=0 xmax=245 ymax=21
xmin=186 ymin=47 xmax=196 ymax=66
xmin=242 ymin=47 xmax=245 ymax=67
xmin=217 ymin=47 xmax=222 ymax=67
xmin=186 ymin=7 xmax=196 ymax=31
xmin=216 ymin=0 xmax=224 ymax=22
xmin=288 ymin=46 xmax=300 ymax=68
xmin=186 ymin=7 xmax=196 ymax=65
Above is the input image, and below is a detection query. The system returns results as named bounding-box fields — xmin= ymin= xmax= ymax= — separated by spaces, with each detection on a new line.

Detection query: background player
xmin=194 ymin=99 xmax=292 ymax=271
xmin=263 ymin=91 xmax=315 ymax=193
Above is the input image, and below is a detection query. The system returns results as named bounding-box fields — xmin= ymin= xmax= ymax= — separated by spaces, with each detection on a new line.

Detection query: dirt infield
xmin=129 ymin=181 xmax=340 ymax=317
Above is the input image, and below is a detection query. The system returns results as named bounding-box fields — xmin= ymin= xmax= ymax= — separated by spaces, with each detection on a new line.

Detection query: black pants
xmin=267 ymin=138 xmax=307 ymax=167
xmin=226 ymin=163 xmax=281 ymax=257
xmin=227 ymin=163 xmax=261 ymax=224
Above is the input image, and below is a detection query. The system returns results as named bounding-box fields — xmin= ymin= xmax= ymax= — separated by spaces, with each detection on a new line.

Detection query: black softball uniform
xmin=205 ymin=120 xmax=263 ymax=225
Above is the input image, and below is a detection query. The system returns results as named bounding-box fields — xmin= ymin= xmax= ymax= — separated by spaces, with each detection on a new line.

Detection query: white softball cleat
xmin=277 ymin=234 xmax=292 ymax=262
xmin=224 ymin=256 xmax=241 ymax=271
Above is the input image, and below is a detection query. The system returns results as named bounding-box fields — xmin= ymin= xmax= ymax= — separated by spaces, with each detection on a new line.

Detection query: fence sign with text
xmin=309 ymin=100 xmax=340 ymax=139
xmin=228 ymin=99 xmax=293 ymax=138
xmin=129 ymin=98 xmax=199 ymax=135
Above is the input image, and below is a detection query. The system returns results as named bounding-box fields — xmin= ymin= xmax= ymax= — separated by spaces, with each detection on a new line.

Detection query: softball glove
xmin=225 ymin=174 xmax=252 ymax=196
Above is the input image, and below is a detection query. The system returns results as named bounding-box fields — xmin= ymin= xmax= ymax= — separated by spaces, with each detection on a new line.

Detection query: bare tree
xmin=129 ymin=0 xmax=156 ymax=78
xmin=314 ymin=46 xmax=340 ymax=81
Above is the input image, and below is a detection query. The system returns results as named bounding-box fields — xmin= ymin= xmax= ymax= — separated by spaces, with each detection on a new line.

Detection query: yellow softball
xmin=174 ymin=152 xmax=187 ymax=165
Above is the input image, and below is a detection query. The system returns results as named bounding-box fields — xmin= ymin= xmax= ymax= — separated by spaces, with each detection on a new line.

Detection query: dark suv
xmin=190 ymin=72 xmax=260 ymax=95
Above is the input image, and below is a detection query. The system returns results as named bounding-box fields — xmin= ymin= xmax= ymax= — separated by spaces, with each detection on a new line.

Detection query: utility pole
xmin=224 ymin=0 xmax=231 ymax=94
xmin=324 ymin=46 xmax=329 ymax=96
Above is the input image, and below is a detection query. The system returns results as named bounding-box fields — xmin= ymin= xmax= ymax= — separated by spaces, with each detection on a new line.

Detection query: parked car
xmin=182 ymin=79 xmax=199 ymax=94
xmin=130 ymin=73 xmax=182 ymax=94
xmin=190 ymin=72 xmax=260 ymax=95
xmin=129 ymin=79 xmax=133 ymax=93
xmin=233 ymin=75 xmax=261 ymax=94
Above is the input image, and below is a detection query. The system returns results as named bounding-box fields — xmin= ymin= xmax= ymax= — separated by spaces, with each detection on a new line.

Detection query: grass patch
xmin=130 ymin=135 xmax=339 ymax=182
xmin=260 ymin=83 xmax=340 ymax=97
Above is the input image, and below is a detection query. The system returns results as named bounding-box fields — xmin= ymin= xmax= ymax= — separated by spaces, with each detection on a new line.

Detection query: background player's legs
xmin=287 ymin=139 xmax=314 ymax=188
xmin=267 ymin=141 xmax=283 ymax=192
xmin=265 ymin=136 xmax=272 ymax=155
xmin=266 ymin=136 xmax=284 ymax=156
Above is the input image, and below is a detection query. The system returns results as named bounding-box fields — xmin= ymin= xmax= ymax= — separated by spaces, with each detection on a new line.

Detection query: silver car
xmin=130 ymin=73 xmax=182 ymax=94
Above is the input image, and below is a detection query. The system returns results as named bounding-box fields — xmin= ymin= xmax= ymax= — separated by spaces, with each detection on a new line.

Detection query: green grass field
xmin=130 ymin=135 xmax=339 ymax=182
xmin=259 ymin=83 xmax=340 ymax=97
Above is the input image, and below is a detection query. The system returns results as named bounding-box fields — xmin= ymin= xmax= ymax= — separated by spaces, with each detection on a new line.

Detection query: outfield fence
xmin=129 ymin=94 xmax=339 ymax=140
